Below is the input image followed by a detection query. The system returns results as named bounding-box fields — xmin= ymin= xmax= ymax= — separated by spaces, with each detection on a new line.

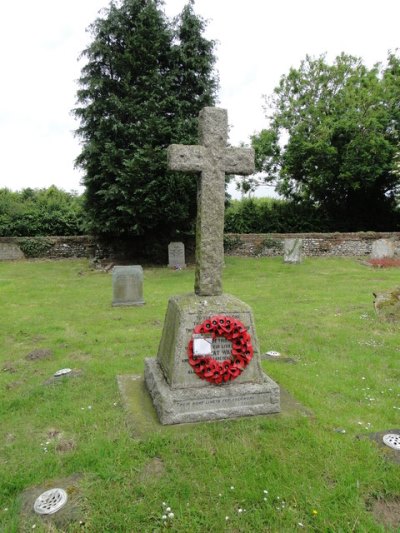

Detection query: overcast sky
xmin=1 ymin=0 xmax=399 ymax=196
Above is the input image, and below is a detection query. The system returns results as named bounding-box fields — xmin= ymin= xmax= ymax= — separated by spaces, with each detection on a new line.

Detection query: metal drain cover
xmin=383 ymin=433 xmax=400 ymax=451
xmin=34 ymin=488 xmax=68 ymax=515
xmin=54 ymin=368 xmax=72 ymax=377
xmin=266 ymin=351 xmax=281 ymax=357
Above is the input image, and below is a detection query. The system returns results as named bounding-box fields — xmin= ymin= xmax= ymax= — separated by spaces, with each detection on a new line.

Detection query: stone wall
xmin=0 ymin=236 xmax=97 ymax=261
xmin=0 ymin=236 xmax=191 ymax=263
xmin=1 ymin=233 xmax=400 ymax=261
xmin=224 ymin=232 xmax=400 ymax=257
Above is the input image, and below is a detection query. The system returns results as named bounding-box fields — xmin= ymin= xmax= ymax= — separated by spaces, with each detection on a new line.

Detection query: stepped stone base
xmin=144 ymin=292 xmax=280 ymax=425
xmin=144 ymin=358 xmax=280 ymax=425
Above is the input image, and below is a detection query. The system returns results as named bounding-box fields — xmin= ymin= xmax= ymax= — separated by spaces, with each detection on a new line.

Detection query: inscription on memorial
xmin=173 ymin=392 xmax=277 ymax=413
xmin=210 ymin=337 xmax=232 ymax=362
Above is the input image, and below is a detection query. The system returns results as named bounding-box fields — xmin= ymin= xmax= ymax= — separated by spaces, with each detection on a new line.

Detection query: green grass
xmin=0 ymin=257 xmax=399 ymax=532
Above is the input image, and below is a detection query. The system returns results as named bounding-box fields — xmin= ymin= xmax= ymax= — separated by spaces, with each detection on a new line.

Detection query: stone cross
xmin=167 ymin=107 xmax=255 ymax=296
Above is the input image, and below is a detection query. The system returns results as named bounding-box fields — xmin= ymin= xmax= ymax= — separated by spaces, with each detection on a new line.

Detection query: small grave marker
xmin=284 ymin=238 xmax=303 ymax=264
xmin=112 ymin=265 xmax=145 ymax=307
xmin=168 ymin=242 xmax=186 ymax=268
xmin=371 ymin=239 xmax=395 ymax=259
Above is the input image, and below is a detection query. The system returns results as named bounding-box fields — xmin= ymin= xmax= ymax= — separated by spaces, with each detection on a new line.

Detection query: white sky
xmin=0 ymin=0 xmax=399 ymax=197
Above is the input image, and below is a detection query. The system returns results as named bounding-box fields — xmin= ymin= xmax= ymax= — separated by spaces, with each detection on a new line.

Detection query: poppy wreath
xmin=187 ymin=315 xmax=254 ymax=385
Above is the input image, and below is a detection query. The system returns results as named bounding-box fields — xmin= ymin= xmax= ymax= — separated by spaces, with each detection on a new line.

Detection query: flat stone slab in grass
xmin=357 ymin=429 xmax=400 ymax=464
xmin=118 ymin=374 xmax=311 ymax=437
xmin=117 ymin=375 xmax=161 ymax=437
xmin=18 ymin=473 xmax=87 ymax=531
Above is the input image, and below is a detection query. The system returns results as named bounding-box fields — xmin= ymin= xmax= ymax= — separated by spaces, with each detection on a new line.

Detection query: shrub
xmin=224 ymin=198 xmax=332 ymax=233
xmin=0 ymin=187 xmax=86 ymax=236
xmin=18 ymin=238 xmax=53 ymax=258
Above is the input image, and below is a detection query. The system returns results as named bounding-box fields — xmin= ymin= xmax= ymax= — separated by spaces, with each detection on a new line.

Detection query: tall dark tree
xmin=251 ymin=53 xmax=400 ymax=230
xmin=73 ymin=0 xmax=217 ymax=240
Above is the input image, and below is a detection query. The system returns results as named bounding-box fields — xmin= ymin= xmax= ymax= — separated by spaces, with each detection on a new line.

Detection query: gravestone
xmin=0 ymin=242 xmax=24 ymax=261
xmin=168 ymin=242 xmax=186 ymax=268
xmin=371 ymin=239 xmax=395 ymax=259
xmin=284 ymin=238 xmax=303 ymax=264
xmin=144 ymin=107 xmax=280 ymax=424
xmin=112 ymin=266 xmax=145 ymax=307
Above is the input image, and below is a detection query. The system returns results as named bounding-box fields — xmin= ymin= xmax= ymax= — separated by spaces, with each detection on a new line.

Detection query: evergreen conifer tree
xmin=73 ymin=0 xmax=218 ymax=240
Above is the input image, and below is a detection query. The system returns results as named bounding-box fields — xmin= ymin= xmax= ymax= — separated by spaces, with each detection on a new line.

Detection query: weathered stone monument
xmin=168 ymin=241 xmax=186 ymax=268
xmin=371 ymin=238 xmax=395 ymax=259
xmin=144 ymin=107 xmax=280 ymax=424
xmin=284 ymin=238 xmax=303 ymax=264
xmin=112 ymin=266 xmax=145 ymax=307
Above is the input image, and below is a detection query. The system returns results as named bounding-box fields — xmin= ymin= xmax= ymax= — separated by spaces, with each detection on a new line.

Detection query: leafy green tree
xmin=73 ymin=0 xmax=217 ymax=240
xmin=251 ymin=52 xmax=400 ymax=230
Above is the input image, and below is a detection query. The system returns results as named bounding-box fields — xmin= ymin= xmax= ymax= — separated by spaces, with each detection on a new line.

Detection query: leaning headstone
xmin=112 ymin=266 xmax=145 ymax=307
xmin=284 ymin=238 xmax=303 ymax=264
xmin=0 ymin=242 xmax=24 ymax=261
xmin=371 ymin=239 xmax=395 ymax=259
xmin=168 ymin=242 xmax=186 ymax=269
xmin=144 ymin=107 xmax=280 ymax=424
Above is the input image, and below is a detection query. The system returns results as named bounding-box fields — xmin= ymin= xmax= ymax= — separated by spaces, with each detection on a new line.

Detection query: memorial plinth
xmin=144 ymin=293 xmax=280 ymax=424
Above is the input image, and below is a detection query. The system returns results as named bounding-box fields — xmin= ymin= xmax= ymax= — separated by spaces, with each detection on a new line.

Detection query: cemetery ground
xmin=0 ymin=257 xmax=399 ymax=532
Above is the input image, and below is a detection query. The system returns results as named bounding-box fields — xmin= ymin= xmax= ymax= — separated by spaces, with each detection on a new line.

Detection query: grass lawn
xmin=0 ymin=257 xmax=399 ymax=532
